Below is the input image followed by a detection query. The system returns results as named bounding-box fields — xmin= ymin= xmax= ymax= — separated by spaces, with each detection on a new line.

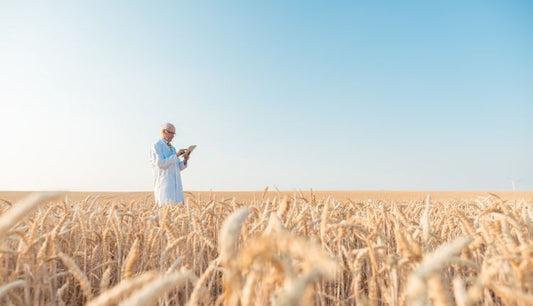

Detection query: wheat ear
xmin=88 ymin=271 xmax=159 ymax=306
xmin=99 ymin=267 xmax=112 ymax=293
xmin=188 ymin=259 xmax=219 ymax=306
xmin=117 ymin=270 xmax=197 ymax=306
xmin=277 ymin=269 xmax=322 ymax=306
xmin=58 ymin=252 xmax=93 ymax=300
xmin=122 ymin=238 xmax=140 ymax=279
xmin=406 ymin=236 xmax=472 ymax=306
xmin=219 ymin=207 xmax=250 ymax=266
xmin=0 ymin=192 xmax=62 ymax=242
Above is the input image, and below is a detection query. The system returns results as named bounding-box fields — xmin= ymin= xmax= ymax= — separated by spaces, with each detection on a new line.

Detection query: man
xmin=151 ymin=123 xmax=189 ymax=206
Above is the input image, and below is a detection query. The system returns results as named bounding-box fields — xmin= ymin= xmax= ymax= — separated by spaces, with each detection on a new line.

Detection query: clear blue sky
xmin=1 ymin=1 xmax=532 ymax=191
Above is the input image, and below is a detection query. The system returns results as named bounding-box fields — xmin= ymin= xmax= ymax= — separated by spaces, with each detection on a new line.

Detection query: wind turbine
xmin=506 ymin=177 xmax=522 ymax=191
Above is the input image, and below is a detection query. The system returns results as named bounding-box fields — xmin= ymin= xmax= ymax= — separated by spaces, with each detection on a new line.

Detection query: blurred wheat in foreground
xmin=1 ymin=192 xmax=532 ymax=305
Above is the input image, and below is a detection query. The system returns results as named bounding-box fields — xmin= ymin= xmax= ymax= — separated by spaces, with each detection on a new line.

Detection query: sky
xmin=1 ymin=1 xmax=532 ymax=191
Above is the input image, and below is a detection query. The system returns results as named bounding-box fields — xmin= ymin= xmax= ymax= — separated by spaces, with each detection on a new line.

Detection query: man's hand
xmin=177 ymin=149 xmax=187 ymax=157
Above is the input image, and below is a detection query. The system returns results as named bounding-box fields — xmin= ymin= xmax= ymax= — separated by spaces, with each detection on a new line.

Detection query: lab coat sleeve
xmin=151 ymin=144 xmax=177 ymax=170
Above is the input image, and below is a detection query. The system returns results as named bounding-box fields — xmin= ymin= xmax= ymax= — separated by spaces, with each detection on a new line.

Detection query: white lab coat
xmin=151 ymin=139 xmax=187 ymax=206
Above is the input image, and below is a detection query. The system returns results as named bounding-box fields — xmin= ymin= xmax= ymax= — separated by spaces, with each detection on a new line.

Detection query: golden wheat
xmin=0 ymin=191 xmax=531 ymax=305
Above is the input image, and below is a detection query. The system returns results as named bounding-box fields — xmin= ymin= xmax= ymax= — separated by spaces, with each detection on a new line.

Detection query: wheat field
xmin=0 ymin=190 xmax=532 ymax=305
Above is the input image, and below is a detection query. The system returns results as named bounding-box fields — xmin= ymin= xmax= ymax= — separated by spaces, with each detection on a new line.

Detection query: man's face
xmin=162 ymin=126 xmax=176 ymax=142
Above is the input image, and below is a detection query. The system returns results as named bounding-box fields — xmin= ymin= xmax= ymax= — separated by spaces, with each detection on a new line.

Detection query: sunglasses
xmin=165 ymin=129 xmax=176 ymax=135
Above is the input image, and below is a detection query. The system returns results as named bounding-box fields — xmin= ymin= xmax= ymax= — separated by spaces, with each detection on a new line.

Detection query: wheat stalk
xmin=0 ymin=280 xmax=26 ymax=301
